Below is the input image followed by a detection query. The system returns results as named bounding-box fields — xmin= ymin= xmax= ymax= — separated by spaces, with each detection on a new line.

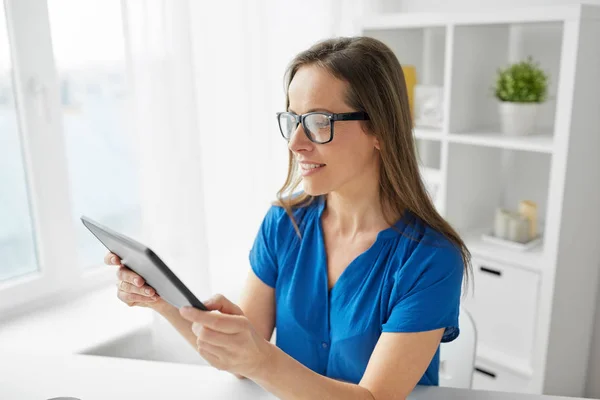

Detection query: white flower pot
xmin=498 ymin=102 xmax=540 ymax=136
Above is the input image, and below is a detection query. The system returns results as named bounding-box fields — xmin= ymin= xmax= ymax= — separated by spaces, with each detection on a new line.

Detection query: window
xmin=0 ymin=0 xmax=139 ymax=315
xmin=48 ymin=0 xmax=141 ymax=268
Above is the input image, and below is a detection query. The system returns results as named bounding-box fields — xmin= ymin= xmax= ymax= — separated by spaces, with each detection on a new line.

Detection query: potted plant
xmin=494 ymin=57 xmax=549 ymax=136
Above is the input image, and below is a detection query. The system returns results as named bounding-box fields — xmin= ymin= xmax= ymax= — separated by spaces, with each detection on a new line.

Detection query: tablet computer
xmin=81 ymin=215 xmax=207 ymax=311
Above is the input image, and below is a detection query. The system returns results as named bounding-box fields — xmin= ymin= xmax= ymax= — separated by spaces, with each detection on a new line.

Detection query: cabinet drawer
xmin=472 ymin=359 xmax=533 ymax=393
xmin=462 ymin=257 xmax=540 ymax=364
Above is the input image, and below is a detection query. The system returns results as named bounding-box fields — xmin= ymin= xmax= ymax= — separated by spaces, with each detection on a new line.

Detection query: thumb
xmin=203 ymin=294 xmax=244 ymax=316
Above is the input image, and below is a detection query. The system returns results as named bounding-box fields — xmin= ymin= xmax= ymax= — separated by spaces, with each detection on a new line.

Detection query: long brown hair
xmin=275 ymin=36 xmax=471 ymax=283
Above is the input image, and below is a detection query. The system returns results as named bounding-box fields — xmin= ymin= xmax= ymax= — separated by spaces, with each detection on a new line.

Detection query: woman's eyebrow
xmin=287 ymin=107 xmax=334 ymax=114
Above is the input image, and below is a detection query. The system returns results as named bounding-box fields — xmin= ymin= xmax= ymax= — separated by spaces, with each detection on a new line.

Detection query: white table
xmin=0 ymin=351 xmax=587 ymax=400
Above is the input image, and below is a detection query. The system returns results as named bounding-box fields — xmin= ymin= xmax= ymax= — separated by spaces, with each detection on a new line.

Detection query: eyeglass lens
xmin=279 ymin=113 xmax=331 ymax=143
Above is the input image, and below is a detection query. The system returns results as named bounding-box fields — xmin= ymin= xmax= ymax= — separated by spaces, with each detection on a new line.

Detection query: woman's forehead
xmin=288 ymin=65 xmax=348 ymax=112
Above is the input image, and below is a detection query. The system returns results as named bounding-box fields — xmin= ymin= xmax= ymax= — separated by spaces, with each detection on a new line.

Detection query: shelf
xmin=448 ymin=131 xmax=554 ymax=154
xmin=414 ymin=127 xmax=443 ymax=141
xmin=360 ymin=4 xmax=594 ymax=30
xmin=463 ymin=230 xmax=544 ymax=273
xmin=360 ymin=4 xmax=600 ymax=397
xmin=476 ymin=343 xmax=534 ymax=379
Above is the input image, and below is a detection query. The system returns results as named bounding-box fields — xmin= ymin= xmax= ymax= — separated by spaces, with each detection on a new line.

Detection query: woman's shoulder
xmin=391 ymin=211 xmax=464 ymax=279
xmin=262 ymin=193 xmax=322 ymax=235
xmin=394 ymin=211 xmax=458 ymax=248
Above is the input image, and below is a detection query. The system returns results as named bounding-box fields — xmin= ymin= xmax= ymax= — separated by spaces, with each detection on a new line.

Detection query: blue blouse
xmin=249 ymin=196 xmax=463 ymax=385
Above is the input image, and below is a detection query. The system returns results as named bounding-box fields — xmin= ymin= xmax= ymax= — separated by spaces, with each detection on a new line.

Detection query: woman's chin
xmin=301 ymin=180 xmax=329 ymax=197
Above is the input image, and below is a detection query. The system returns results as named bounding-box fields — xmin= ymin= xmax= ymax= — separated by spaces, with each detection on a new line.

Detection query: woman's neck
xmin=323 ymin=180 xmax=390 ymax=239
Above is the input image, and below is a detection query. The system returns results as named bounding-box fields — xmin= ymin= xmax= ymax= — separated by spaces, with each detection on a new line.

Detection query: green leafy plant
xmin=494 ymin=57 xmax=549 ymax=103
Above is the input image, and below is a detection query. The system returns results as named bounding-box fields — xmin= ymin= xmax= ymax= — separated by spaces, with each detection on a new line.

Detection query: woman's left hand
xmin=179 ymin=294 xmax=272 ymax=379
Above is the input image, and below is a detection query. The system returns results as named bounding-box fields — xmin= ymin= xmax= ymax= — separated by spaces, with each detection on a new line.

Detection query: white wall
xmin=369 ymin=0 xmax=600 ymax=398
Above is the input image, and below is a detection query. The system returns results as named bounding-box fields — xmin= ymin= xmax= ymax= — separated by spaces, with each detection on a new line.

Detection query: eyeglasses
xmin=276 ymin=111 xmax=370 ymax=144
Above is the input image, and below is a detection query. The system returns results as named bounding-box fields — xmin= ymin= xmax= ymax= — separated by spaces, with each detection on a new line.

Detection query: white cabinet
xmin=361 ymin=4 xmax=600 ymax=397
xmin=463 ymin=257 xmax=540 ymax=373
xmin=473 ymin=358 xmax=533 ymax=394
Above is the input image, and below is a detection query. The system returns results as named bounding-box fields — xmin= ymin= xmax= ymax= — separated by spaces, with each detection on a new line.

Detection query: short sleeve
xmin=382 ymin=240 xmax=464 ymax=343
xmin=249 ymin=205 xmax=285 ymax=288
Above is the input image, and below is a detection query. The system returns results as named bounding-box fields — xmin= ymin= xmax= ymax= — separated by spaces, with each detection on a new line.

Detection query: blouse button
xmin=321 ymin=342 xmax=329 ymax=349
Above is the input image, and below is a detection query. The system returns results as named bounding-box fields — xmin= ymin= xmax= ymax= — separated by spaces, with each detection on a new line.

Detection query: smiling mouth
xmin=299 ymin=163 xmax=326 ymax=171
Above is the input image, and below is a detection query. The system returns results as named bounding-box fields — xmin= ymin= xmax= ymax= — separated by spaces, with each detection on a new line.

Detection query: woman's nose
xmin=288 ymin=123 xmax=312 ymax=153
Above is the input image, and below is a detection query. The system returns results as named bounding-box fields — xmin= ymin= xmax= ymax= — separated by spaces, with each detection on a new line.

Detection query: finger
xmin=192 ymin=323 xmax=235 ymax=347
xmin=180 ymin=307 xmax=247 ymax=334
xmin=191 ymin=321 xmax=202 ymax=336
xmin=117 ymin=266 xmax=145 ymax=287
xmin=197 ymin=346 xmax=223 ymax=368
xmin=104 ymin=252 xmax=121 ymax=266
xmin=197 ymin=338 xmax=231 ymax=358
xmin=203 ymin=294 xmax=244 ymax=316
xmin=117 ymin=288 xmax=157 ymax=304
xmin=116 ymin=280 xmax=156 ymax=297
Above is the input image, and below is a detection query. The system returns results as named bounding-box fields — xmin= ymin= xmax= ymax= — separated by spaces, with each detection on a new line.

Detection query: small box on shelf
xmin=485 ymin=200 xmax=542 ymax=252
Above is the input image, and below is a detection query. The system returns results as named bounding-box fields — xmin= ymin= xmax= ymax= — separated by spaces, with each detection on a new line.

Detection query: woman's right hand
xmin=104 ymin=252 xmax=168 ymax=310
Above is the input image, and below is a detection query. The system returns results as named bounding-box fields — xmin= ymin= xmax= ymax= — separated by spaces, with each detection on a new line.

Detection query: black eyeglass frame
xmin=276 ymin=111 xmax=370 ymax=144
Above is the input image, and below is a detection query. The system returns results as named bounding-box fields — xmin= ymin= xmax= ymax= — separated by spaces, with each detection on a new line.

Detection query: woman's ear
xmin=374 ymin=137 xmax=381 ymax=150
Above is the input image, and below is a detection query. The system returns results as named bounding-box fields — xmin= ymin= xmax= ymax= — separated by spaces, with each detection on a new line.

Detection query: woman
xmin=105 ymin=36 xmax=470 ymax=400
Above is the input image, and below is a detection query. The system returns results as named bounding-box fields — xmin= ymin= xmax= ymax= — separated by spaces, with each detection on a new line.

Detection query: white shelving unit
xmin=361 ymin=5 xmax=600 ymax=398
xmin=447 ymin=131 xmax=555 ymax=154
